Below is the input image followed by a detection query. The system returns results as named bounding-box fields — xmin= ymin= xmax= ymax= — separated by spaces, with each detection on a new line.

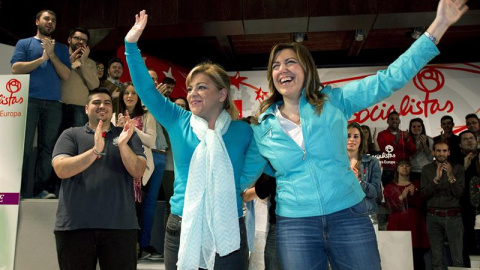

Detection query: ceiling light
xmin=354 ymin=29 xmax=365 ymax=42
xmin=411 ymin=27 xmax=425 ymax=40
xmin=293 ymin=32 xmax=306 ymax=43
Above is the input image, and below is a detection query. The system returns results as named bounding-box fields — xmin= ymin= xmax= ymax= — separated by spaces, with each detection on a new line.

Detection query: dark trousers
xmin=22 ymin=98 xmax=62 ymax=196
xmin=162 ymin=170 xmax=175 ymax=228
xmin=55 ymin=229 xmax=137 ymax=270
xmin=164 ymin=214 xmax=248 ymax=270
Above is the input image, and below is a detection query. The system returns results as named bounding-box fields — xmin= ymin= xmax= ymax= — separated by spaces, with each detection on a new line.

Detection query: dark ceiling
xmin=1 ymin=0 xmax=479 ymax=71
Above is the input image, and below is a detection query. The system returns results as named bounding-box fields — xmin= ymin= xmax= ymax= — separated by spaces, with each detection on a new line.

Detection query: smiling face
xmin=187 ymin=72 xmax=226 ymax=124
xmin=108 ymin=62 xmax=123 ymax=80
xmin=410 ymin=121 xmax=423 ymax=135
xmin=387 ymin=113 xmax=400 ymax=131
xmin=123 ymin=85 xmax=138 ymax=112
xmin=68 ymin=31 xmax=88 ymax=53
xmin=271 ymin=48 xmax=305 ymax=101
xmin=441 ymin=118 xmax=454 ymax=134
xmin=434 ymin=142 xmax=450 ymax=163
xmin=85 ymin=93 xmax=113 ymax=124
xmin=347 ymin=127 xmax=362 ymax=153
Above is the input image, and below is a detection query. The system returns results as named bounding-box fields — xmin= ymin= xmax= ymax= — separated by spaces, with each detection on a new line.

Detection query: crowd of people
xmin=10 ymin=0 xmax=475 ymax=269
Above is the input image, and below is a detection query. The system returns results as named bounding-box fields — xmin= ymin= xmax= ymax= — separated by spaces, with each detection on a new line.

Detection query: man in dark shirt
xmin=433 ymin=115 xmax=462 ymax=163
xmin=421 ymin=140 xmax=465 ymax=269
xmin=51 ymin=88 xmax=146 ymax=269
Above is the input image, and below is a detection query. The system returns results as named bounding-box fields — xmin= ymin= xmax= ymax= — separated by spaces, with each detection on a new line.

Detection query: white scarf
xmin=177 ymin=110 xmax=240 ymax=270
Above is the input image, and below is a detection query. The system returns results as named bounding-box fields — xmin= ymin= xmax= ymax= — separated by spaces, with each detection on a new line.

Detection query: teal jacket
xmin=252 ymin=35 xmax=439 ymax=218
xmin=125 ymin=41 xmax=266 ymax=217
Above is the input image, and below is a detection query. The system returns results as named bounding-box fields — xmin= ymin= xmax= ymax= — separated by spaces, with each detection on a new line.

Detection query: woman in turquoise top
xmin=250 ymin=0 xmax=468 ymax=269
xmin=125 ymin=11 xmax=265 ymax=270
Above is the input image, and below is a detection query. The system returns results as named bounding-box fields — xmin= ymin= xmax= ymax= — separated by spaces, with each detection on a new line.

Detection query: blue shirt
xmin=11 ymin=37 xmax=70 ymax=101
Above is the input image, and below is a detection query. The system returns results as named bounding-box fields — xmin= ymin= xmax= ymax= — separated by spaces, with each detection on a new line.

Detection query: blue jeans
xmin=276 ymin=200 xmax=381 ymax=270
xmin=426 ymin=213 xmax=464 ymax=269
xmin=62 ymin=104 xmax=88 ymax=129
xmin=139 ymin=152 xmax=166 ymax=248
xmin=164 ymin=214 xmax=248 ymax=270
xmin=265 ymin=224 xmax=282 ymax=270
xmin=22 ymin=98 xmax=62 ymax=196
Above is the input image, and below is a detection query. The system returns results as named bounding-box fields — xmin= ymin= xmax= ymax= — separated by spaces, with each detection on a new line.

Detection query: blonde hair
xmin=253 ymin=42 xmax=326 ymax=124
xmin=186 ymin=62 xmax=239 ymax=120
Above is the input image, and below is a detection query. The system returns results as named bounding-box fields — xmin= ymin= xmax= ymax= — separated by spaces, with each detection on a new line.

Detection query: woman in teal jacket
xmin=250 ymin=1 xmax=468 ymax=269
xmin=125 ymin=11 xmax=265 ymax=270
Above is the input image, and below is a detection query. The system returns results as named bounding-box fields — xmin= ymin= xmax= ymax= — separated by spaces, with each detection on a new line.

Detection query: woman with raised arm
xmin=124 ymin=11 xmax=266 ymax=270
xmin=249 ymin=1 xmax=468 ymax=269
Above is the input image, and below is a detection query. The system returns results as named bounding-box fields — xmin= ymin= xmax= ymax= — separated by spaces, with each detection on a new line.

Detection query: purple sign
xmin=0 ymin=193 xmax=20 ymax=205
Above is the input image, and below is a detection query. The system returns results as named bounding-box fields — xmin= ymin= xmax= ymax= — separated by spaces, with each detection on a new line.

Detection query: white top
xmin=275 ymin=105 xmax=305 ymax=150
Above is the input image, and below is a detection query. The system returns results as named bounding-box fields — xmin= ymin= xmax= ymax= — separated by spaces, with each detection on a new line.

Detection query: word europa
xmin=0 ymin=110 xmax=22 ymax=117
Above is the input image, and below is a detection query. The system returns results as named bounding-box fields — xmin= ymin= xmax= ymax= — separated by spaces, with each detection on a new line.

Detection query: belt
xmin=428 ymin=208 xmax=461 ymax=217
xmin=151 ymin=149 xmax=166 ymax=155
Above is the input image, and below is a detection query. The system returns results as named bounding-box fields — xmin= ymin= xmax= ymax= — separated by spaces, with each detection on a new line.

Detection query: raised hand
xmin=41 ymin=38 xmax=55 ymax=58
xmin=125 ymin=10 xmax=148 ymax=43
xmin=94 ymin=120 xmax=106 ymax=153
xmin=80 ymin=46 xmax=90 ymax=62
xmin=434 ymin=163 xmax=443 ymax=184
xmin=118 ymin=111 xmax=135 ymax=146
xmin=436 ymin=0 xmax=469 ymax=26
xmin=157 ymin=83 xmax=169 ymax=96
xmin=117 ymin=112 xmax=125 ymax=127
xmin=465 ymin=152 xmax=474 ymax=169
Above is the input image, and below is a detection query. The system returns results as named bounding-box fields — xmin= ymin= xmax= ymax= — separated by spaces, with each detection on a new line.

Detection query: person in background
xmin=174 ymin=96 xmax=189 ymax=111
xmin=433 ymin=115 xmax=462 ymax=163
xmin=347 ymin=122 xmax=382 ymax=222
xmin=61 ymin=26 xmax=99 ymax=129
xmin=96 ymin=61 xmax=106 ymax=84
xmin=148 ymin=69 xmax=176 ymax=229
xmin=52 ymin=88 xmax=146 ymax=270
xmin=384 ymin=159 xmax=430 ymax=270
xmin=458 ymin=130 xmax=480 ymax=263
xmin=465 ymin=113 xmax=480 ymax=149
xmin=361 ymin=124 xmax=381 ymax=156
xmin=250 ymin=1 xmax=468 ymax=268
xmin=421 ymin=140 xmax=465 ymax=269
xmin=377 ymin=111 xmax=417 ymax=187
xmin=11 ymin=9 xmax=71 ymax=198
xmin=117 ymin=82 xmax=157 ymax=260
xmin=409 ymin=118 xmax=434 ymax=181
xmin=102 ymin=57 xmax=125 ymax=114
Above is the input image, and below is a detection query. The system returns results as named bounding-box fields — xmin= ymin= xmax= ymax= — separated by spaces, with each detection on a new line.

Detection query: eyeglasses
xmin=97 ymin=66 xmax=104 ymax=71
xmin=72 ymin=36 xmax=88 ymax=43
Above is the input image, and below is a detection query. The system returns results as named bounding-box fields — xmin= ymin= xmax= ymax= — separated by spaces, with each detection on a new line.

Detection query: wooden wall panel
xmin=309 ymin=0 xmax=376 ymax=16
xmin=243 ymin=0 xmax=309 ymax=20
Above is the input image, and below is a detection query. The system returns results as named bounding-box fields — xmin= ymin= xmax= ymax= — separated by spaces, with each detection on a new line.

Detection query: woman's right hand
xmin=125 ymin=10 xmax=148 ymax=43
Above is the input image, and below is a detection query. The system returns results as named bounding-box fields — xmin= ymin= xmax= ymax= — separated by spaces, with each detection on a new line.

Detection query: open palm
xmin=438 ymin=0 xmax=469 ymax=26
xmin=125 ymin=10 xmax=148 ymax=43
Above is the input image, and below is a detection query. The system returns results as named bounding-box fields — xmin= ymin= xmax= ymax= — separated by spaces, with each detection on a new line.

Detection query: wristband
xmin=424 ymin=32 xmax=439 ymax=45
xmin=92 ymin=147 xmax=105 ymax=159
